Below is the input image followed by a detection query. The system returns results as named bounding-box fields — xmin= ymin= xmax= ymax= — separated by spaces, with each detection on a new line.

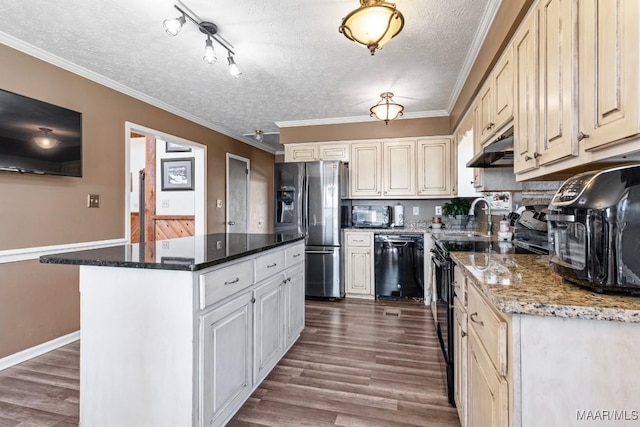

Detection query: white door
xmin=226 ymin=154 xmax=250 ymax=234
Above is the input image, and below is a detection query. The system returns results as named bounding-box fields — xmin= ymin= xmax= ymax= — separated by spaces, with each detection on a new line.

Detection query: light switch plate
xmin=88 ymin=194 xmax=99 ymax=208
xmin=216 ymin=241 xmax=222 ymax=249
xmin=216 ymin=199 xmax=223 ymax=208
xmin=162 ymin=199 xmax=170 ymax=208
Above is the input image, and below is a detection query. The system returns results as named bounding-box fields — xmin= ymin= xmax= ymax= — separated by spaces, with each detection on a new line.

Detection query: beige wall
xmin=279 ymin=116 xmax=451 ymax=144
xmin=0 ymin=44 xmax=274 ymax=358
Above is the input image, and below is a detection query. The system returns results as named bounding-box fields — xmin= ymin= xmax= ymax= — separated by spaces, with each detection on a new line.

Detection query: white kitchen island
xmin=40 ymin=233 xmax=306 ymax=427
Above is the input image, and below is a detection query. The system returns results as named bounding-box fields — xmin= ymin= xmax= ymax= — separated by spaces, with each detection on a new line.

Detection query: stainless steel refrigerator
xmin=274 ymin=161 xmax=348 ymax=298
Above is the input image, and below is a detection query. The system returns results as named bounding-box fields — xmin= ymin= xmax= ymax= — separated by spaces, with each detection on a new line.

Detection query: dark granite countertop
xmin=39 ymin=233 xmax=305 ymax=272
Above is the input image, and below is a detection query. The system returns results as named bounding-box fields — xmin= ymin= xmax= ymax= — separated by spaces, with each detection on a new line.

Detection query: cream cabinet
xmin=417 ymin=137 xmax=454 ymax=196
xmin=453 ymin=265 xmax=468 ymax=427
xmin=477 ymin=46 xmax=514 ymax=147
xmin=513 ymin=9 xmax=540 ymax=174
xmin=344 ymin=231 xmax=374 ymax=298
xmin=284 ymin=143 xmax=319 ymax=162
xmin=579 ymin=0 xmax=640 ymax=151
xmin=537 ymin=0 xmax=579 ymax=166
xmin=350 ymin=142 xmax=382 ymax=197
xmin=383 ymin=140 xmax=416 ymax=197
xmin=477 ymin=82 xmax=494 ymax=145
xmin=319 ymin=143 xmax=350 ymax=161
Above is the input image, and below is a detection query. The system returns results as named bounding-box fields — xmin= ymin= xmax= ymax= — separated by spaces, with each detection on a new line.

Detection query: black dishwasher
xmin=374 ymin=234 xmax=424 ymax=300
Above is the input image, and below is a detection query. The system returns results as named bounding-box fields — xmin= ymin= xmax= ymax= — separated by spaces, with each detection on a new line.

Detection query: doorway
xmin=125 ymin=122 xmax=206 ymax=243
xmin=226 ymin=154 xmax=250 ymax=234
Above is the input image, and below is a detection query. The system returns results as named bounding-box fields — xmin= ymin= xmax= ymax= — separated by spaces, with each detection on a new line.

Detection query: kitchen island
xmin=40 ymin=233 xmax=305 ymax=427
xmin=450 ymin=251 xmax=640 ymax=427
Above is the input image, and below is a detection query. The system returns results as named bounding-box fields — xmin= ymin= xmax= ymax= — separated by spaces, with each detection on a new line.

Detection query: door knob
xmin=227 ymin=221 xmax=236 ymax=225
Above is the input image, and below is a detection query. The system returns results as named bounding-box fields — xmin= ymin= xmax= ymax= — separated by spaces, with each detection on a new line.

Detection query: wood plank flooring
xmin=0 ymin=299 xmax=459 ymax=426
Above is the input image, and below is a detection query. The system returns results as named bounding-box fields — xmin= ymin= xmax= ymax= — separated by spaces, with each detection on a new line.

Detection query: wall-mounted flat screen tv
xmin=0 ymin=88 xmax=82 ymax=177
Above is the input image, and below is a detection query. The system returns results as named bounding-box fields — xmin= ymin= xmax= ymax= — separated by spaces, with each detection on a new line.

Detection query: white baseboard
xmin=0 ymin=330 xmax=80 ymax=371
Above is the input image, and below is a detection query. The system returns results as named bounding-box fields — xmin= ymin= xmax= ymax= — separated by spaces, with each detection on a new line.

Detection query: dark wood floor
xmin=0 ymin=299 xmax=459 ymax=426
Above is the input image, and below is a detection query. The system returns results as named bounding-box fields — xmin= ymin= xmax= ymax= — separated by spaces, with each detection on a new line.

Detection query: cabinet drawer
xmin=199 ymin=259 xmax=254 ymax=309
xmin=285 ymin=243 xmax=305 ymax=268
xmin=255 ymin=249 xmax=285 ymax=283
xmin=453 ymin=296 xmax=467 ymax=332
xmin=345 ymin=232 xmax=372 ymax=247
xmin=467 ymin=283 xmax=507 ymax=377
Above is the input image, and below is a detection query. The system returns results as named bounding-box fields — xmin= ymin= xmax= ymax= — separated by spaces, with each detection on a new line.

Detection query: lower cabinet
xmin=467 ymin=328 xmax=509 ymax=427
xmin=200 ymin=291 xmax=253 ymax=427
xmin=453 ymin=296 xmax=468 ymax=427
xmin=284 ymin=263 xmax=305 ymax=347
xmin=253 ymin=275 xmax=285 ymax=385
xmin=344 ymin=231 xmax=374 ymax=297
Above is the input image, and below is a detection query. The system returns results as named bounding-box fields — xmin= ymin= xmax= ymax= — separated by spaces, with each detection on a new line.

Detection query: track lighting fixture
xmin=163 ymin=4 xmax=240 ymax=77
xmin=370 ymin=92 xmax=404 ymax=124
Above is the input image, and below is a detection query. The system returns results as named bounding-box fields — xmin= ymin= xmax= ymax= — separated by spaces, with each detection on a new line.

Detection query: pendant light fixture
xmin=370 ymin=92 xmax=404 ymax=124
xmin=253 ymin=130 xmax=264 ymax=142
xmin=32 ymin=127 xmax=60 ymax=149
xmin=163 ymin=4 xmax=240 ymax=76
xmin=339 ymin=0 xmax=405 ymax=55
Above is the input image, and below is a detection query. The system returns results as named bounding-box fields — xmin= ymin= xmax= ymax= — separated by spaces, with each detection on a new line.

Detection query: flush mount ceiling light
xmin=253 ymin=130 xmax=264 ymax=142
xmin=32 ymin=127 xmax=60 ymax=149
xmin=163 ymin=4 xmax=240 ymax=77
xmin=339 ymin=0 xmax=405 ymax=55
xmin=370 ymin=92 xmax=404 ymax=124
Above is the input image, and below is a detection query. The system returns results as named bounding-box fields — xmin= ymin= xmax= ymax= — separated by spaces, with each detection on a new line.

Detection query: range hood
xmin=466 ymin=127 xmax=514 ymax=168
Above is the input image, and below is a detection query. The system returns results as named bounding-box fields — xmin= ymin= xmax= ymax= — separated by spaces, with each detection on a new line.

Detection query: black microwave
xmin=351 ymin=205 xmax=391 ymax=228
xmin=547 ymin=164 xmax=640 ymax=294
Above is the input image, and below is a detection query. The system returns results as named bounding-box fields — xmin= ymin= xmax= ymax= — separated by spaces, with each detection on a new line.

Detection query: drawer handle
xmin=353 ymin=239 xmax=363 ymax=242
xmin=267 ymin=263 xmax=277 ymax=268
xmin=470 ymin=312 xmax=484 ymax=326
xmin=224 ymin=277 xmax=240 ymax=285
xmin=293 ymin=253 xmax=301 ymax=258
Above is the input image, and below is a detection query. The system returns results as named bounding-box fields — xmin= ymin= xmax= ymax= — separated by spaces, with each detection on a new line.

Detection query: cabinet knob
xmin=524 ymin=152 xmax=539 ymax=161
xmin=461 ymin=330 xmax=467 ymax=337
xmin=533 ymin=152 xmax=541 ymax=159
xmin=577 ymin=131 xmax=590 ymax=141
xmin=227 ymin=221 xmax=236 ymax=226
xmin=470 ymin=181 xmax=474 ymax=184
xmin=250 ymin=297 xmax=256 ymax=304
xmin=470 ymin=312 xmax=484 ymax=326
xmin=485 ymin=122 xmax=495 ymax=131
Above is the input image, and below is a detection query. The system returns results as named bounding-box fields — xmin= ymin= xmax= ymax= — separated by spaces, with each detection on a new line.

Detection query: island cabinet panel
xmin=284 ymin=263 xmax=305 ymax=347
xmin=199 ymin=259 xmax=254 ymax=309
xmin=200 ymin=290 xmax=253 ymax=427
xmin=253 ymin=274 xmax=285 ymax=386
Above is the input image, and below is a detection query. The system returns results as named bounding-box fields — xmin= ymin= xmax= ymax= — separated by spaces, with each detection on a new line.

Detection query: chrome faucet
xmin=469 ymin=197 xmax=492 ymax=235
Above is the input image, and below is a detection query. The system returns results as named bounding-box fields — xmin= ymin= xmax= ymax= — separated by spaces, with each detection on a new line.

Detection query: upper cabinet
xmin=417 ymin=138 xmax=454 ymax=197
xmin=350 ymin=142 xmax=383 ymax=198
xmin=383 ymin=140 xmax=416 ymax=197
xmin=578 ymin=0 xmax=640 ymax=151
xmin=284 ymin=142 xmax=350 ymax=162
xmin=537 ymin=0 xmax=579 ymax=166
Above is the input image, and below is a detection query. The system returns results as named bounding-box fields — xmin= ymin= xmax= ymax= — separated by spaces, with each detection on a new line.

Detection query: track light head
xmin=203 ymin=38 xmax=217 ymax=64
xmin=163 ymin=14 xmax=186 ymax=36
xmin=228 ymin=55 xmax=242 ymax=78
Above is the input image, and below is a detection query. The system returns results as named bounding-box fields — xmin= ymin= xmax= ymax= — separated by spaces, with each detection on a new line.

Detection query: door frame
xmin=125 ymin=122 xmax=207 ymax=242
xmin=226 ymin=153 xmax=250 ymax=234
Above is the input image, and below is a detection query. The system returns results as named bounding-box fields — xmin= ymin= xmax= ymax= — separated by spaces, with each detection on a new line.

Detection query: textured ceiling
xmin=0 ymin=0 xmax=496 ymax=153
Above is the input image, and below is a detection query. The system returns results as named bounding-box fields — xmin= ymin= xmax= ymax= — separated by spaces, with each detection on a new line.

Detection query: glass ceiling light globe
xmin=228 ymin=55 xmax=242 ymax=78
xmin=254 ymin=130 xmax=264 ymax=142
xmin=163 ymin=14 xmax=186 ymax=36
xmin=370 ymin=92 xmax=404 ymax=125
xmin=32 ymin=127 xmax=60 ymax=149
xmin=339 ymin=0 xmax=404 ymax=55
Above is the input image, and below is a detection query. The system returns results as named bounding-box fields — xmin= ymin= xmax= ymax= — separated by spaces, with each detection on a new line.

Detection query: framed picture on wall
xmin=166 ymin=141 xmax=192 ymax=153
xmin=161 ymin=158 xmax=194 ymax=191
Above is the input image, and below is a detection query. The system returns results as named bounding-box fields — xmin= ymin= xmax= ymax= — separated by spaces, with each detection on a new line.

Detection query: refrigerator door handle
xmin=303 ymin=172 xmax=309 ymax=234
xmin=305 ymin=250 xmax=335 ymax=255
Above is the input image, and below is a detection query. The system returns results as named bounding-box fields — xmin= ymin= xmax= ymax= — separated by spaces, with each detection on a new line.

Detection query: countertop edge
xmin=39 ymin=235 xmax=306 ymax=271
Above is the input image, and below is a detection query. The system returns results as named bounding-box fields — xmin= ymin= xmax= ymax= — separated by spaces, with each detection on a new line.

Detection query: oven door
xmin=431 ymin=247 xmax=455 ymax=405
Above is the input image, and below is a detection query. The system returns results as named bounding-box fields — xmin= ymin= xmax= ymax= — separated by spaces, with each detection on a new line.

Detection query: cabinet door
xmin=284 ymin=264 xmax=305 ymax=347
xmin=319 ymin=143 xmax=350 ymax=161
xmin=492 ymin=45 xmax=514 ymax=133
xmin=453 ymin=296 xmax=468 ymax=427
xmin=200 ymin=291 xmax=253 ymax=427
xmin=478 ymin=83 xmax=495 ymax=145
xmin=345 ymin=247 xmax=373 ymax=295
xmin=467 ymin=329 xmax=509 ymax=427
xmin=383 ymin=140 xmax=416 ymax=197
xmin=579 ymin=0 xmax=640 ymax=151
xmin=456 ymin=130 xmax=477 ymax=197
xmin=350 ymin=142 xmax=382 ymax=198
xmin=284 ymin=144 xmax=319 ymax=162
xmin=253 ymin=275 xmax=285 ymax=385
xmin=417 ymin=138 xmax=453 ymax=197
xmin=537 ymin=0 xmax=578 ymax=165
xmin=514 ymin=11 xmax=540 ymax=174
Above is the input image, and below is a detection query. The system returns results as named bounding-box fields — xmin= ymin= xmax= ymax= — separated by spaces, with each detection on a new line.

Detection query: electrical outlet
xmin=161 ymin=199 xmax=170 ymax=208
xmin=216 ymin=199 xmax=223 ymax=208
xmin=162 ymin=241 xmax=170 ymax=249
xmin=435 ymin=205 xmax=442 ymax=216
xmin=413 ymin=206 xmax=419 ymax=215
xmin=216 ymin=241 xmax=222 ymax=250
xmin=87 ymin=194 xmax=99 ymax=208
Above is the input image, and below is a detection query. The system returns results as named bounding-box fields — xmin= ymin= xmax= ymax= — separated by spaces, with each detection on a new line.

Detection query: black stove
xmin=434 ymin=239 xmax=549 ymax=256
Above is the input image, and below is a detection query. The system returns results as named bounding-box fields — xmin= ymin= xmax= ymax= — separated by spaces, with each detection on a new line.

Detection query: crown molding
xmin=276 ymin=110 xmax=449 ymax=128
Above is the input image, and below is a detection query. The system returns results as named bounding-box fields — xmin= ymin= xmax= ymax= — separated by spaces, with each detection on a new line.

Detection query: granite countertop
xmin=39 ymin=233 xmax=305 ymax=272
xmin=343 ymin=227 xmax=430 ymax=234
xmin=450 ymin=252 xmax=640 ymax=323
